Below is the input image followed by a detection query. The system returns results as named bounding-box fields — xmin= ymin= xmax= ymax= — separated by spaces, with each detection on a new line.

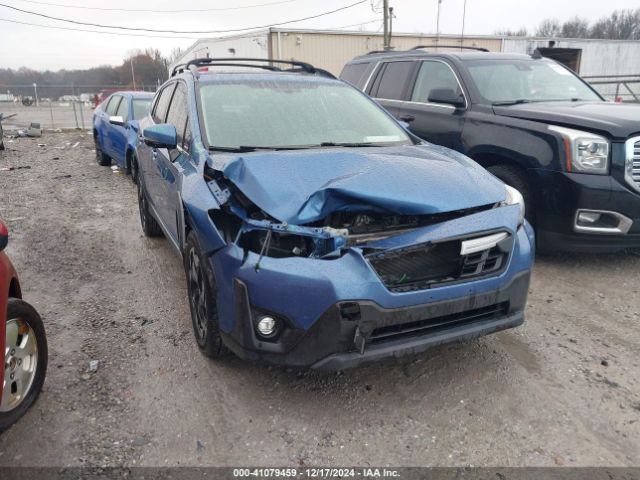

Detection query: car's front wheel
xmin=0 ymin=298 xmax=48 ymax=432
xmin=94 ymin=135 xmax=111 ymax=166
xmin=130 ymin=152 xmax=139 ymax=185
xmin=488 ymin=164 xmax=535 ymax=226
xmin=137 ymin=177 xmax=163 ymax=237
xmin=185 ymin=232 xmax=227 ymax=359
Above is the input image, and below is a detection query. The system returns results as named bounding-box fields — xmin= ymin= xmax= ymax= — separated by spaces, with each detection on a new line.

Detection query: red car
xmin=0 ymin=220 xmax=47 ymax=431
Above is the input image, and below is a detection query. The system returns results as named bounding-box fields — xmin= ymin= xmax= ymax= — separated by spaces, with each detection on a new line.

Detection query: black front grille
xmin=369 ymin=302 xmax=509 ymax=344
xmin=366 ymin=235 xmax=510 ymax=292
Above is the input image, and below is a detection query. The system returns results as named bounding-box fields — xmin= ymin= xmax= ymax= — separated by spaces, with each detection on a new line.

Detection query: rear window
xmin=340 ymin=63 xmax=370 ymax=87
xmin=373 ymin=61 xmax=413 ymax=100
xmin=132 ymin=99 xmax=152 ymax=120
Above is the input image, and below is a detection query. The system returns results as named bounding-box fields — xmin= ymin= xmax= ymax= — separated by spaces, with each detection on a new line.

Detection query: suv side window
xmin=165 ymin=83 xmax=189 ymax=150
xmin=372 ymin=61 xmax=413 ymax=100
xmin=340 ymin=63 xmax=369 ymax=87
xmin=411 ymin=61 xmax=462 ymax=104
xmin=105 ymin=95 xmax=121 ymax=115
xmin=153 ymin=84 xmax=176 ymax=123
xmin=115 ymin=96 xmax=128 ymax=121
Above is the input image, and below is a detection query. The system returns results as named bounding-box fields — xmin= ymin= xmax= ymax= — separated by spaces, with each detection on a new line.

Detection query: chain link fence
xmin=0 ymin=84 xmax=157 ymax=130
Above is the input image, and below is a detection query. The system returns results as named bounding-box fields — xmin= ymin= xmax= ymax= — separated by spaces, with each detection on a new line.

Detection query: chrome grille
xmin=625 ymin=136 xmax=640 ymax=193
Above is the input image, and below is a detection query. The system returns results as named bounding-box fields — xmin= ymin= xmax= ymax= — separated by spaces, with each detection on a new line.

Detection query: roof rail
xmin=170 ymin=57 xmax=336 ymax=78
xmin=411 ymin=45 xmax=489 ymax=52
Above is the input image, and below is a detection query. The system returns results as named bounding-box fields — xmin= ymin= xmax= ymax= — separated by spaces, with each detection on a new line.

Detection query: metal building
xmin=173 ymin=29 xmax=640 ymax=100
xmin=172 ymin=28 xmax=501 ymax=75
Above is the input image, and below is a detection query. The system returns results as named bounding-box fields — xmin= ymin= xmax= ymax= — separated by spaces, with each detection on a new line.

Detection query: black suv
xmin=341 ymin=48 xmax=640 ymax=252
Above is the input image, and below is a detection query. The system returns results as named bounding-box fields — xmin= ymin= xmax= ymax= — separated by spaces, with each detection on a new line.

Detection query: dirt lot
xmin=0 ymin=131 xmax=639 ymax=468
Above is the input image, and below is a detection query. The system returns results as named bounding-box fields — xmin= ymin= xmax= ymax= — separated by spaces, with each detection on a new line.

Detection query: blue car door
xmin=98 ymin=95 xmax=120 ymax=154
xmin=142 ymin=83 xmax=176 ymax=224
xmin=155 ymin=81 xmax=191 ymax=246
xmin=109 ymin=96 xmax=129 ymax=167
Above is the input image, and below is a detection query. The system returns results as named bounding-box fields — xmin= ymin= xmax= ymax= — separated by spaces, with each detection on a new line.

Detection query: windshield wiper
xmin=319 ymin=142 xmax=389 ymax=148
xmin=208 ymin=145 xmax=270 ymax=153
xmin=492 ymin=99 xmax=532 ymax=106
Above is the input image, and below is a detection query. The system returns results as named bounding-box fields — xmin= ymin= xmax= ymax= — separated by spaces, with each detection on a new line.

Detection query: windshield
xmin=132 ymin=99 xmax=152 ymax=120
xmin=464 ymin=59 xmax=601 ymax=104
xmin=198 ymin=79 xmax=411 ymax=149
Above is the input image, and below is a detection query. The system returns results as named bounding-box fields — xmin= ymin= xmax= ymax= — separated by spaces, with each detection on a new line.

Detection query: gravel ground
xmin=0 ymin=132 xmax=639 ymax=468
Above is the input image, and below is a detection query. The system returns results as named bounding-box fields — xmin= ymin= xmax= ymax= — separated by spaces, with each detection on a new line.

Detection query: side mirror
xmin=428 ymin=88 xmax=465 ymax=108
xmin=143 ymin=124 xmax=177 ymax=149
xmin=109 ymin=115 xmax=125 ymax=126
xmin=0 ymin=221 xmax=8 ymax=253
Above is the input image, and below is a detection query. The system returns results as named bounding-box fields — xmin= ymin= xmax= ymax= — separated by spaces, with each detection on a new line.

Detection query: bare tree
xmin=561 ymin=17 xmax=590 ymax=38
xmin=536 ymin=19 xmax=562 ymax=37
xmin=494 ymin=27 xmax=528 ymax=36
xmin=590 ymin=9 xmax=640 ymax=39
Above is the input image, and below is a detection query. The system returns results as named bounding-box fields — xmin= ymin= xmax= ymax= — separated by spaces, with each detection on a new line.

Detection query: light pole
xmin=33 ymin=82 xmax=39 ymax=106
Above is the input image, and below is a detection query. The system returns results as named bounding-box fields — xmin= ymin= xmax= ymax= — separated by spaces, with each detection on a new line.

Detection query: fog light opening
xmin=256 ymin=316 xmax=278 ymax=338
xmin=574 ymin=210 xmax=633 ymax=235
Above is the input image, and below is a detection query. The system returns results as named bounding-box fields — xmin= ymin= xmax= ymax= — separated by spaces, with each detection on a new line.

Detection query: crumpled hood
xmin=493 ymin=101 xmax=640 ymax=139
xmin=217 ymin=144 xmax=506 ymax=224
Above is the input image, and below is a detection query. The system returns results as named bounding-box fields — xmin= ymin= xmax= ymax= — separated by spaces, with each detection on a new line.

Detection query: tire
xmin=94 ymin=135 xmax=111 ymax=166
xmin=130 ymin=153 xmax=139 ymax=185
xmin=184 ymin=232 xmax=227 ymax=359
xmin=0 ymin=298 xmax=48 ymax=432
xmin=487 ymin=164 xmax=535 ymax=226
xmin=137 ymin=177 xmax=163 ymax=237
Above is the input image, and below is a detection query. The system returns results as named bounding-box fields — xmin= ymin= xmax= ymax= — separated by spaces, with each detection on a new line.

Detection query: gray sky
xmin=1 ymin=0 xmax=639 ymax=70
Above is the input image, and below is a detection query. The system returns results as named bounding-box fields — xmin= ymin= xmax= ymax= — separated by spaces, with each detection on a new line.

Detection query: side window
xmin=340 ymin=63 xmax=369 ymax=87
xmin=411 ymin=61 xmax=462 ymax=104
xmin=152 ymin=84 xmax=176 ymax=123
xmin=115 ymin=97 xmax=128 ymax=121
xmin=373 ymin=61 xmax=413 ymax=100
xmin=105 ymin=95 xmax=121 ymax=115
xmin=165 ymin=82 xmax=189 ymax=151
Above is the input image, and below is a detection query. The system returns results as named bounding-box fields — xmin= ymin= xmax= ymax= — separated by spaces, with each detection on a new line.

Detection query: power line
xmin=9 ymin=0 xmax=302 ymax=13
xmin=0 ymin=17 xmax=200 ymax=38
xmin=0 ymin=17 xmax=199 ymax=38
xmin=0 ymin=0 xmax=368 ymax=34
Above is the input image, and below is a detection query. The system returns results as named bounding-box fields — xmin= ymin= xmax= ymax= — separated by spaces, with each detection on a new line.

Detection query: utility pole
xmin=383 ymin=0 xmax=389 ymax=50
xmin=460 ymin=0 xmax=467 ymax=50
xmin=389 ymin=6 xmax=394 ymax=49
xmin=436 ymin=0 xmax=442 ymax=47
xmin=130 ymin=57 xmax=137 ymax=90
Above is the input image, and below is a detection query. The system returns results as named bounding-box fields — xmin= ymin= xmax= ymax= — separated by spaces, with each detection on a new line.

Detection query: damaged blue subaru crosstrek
xmin=135 ymin=58 xmax=534 ymax=370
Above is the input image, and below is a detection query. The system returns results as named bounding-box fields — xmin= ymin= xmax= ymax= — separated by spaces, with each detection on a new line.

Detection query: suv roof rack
xmin=170 ymin=57 xmax=336 ymax=79
xmin=365 ymin=45 xmax=489 ymax=56
xmin=410 ymin=45 xmax=489 ymax=52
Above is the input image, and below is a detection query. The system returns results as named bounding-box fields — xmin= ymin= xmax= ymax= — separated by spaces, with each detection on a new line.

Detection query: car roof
xmin=112 ymin=91 xmax=154 ymax=98
xmin=181 ymin=70 xmax=342 ymax=86
xmin=350 ymin=51 xmax=539 ymax=63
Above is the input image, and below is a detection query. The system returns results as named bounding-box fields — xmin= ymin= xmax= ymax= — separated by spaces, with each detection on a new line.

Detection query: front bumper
xmin=209 ymin=206 xmax=534 ymax=369
xmin=532 ymin=169 xmax=640 ymax=252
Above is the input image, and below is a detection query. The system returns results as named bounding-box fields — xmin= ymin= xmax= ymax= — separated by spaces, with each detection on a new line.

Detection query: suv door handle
xmin=399 ymin=115 xmax=415 ymax=123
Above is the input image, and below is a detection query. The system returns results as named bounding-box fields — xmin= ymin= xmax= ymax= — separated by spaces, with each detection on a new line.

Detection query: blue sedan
xmin=92 ymin=91 xmax=153 ymax=182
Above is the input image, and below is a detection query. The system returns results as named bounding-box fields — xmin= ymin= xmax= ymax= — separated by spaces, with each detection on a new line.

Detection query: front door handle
xmin=399 ymin=114 xmax=415 ymax=123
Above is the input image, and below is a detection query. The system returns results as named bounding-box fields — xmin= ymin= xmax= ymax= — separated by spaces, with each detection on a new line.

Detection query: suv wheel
xmin=137 ymin=178 xmax=163 ymax=237
xmin=0 ymin=299 xmax=48 ymax=432
xmin=185 ymin=232 xmax=227 ymax=359
xmin=487 ymin=164 xmax=535 ymax=226
xmin=94 ymin=135 xmax=111 ymax=166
